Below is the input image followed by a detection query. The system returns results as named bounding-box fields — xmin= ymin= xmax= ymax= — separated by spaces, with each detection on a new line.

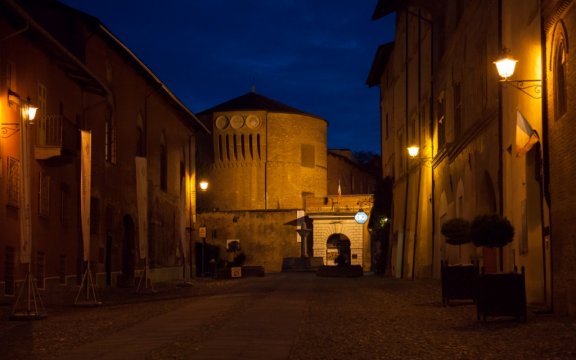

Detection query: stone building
xmin=542 ymin=0 xmax=576 ymax=317
xmin=195 ymin=92 xmax=376 ymax=272
xmin=0 ymin=0 xmax=207 ymax=304
xmin=370 ymin=0 xmax=576 ymax=317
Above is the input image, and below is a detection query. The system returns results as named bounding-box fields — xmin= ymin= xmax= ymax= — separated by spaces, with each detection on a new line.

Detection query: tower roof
xmin=197 ymin=91 xmax=322 ymax=119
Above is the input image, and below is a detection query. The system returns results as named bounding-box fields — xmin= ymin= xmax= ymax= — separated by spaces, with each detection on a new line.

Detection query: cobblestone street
xmin=1 ymin=273 xmax=575 ymax=359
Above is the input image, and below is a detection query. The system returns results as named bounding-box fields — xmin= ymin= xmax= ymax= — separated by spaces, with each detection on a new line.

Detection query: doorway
xmin=326 ymin=233 xmax=351 ymax=266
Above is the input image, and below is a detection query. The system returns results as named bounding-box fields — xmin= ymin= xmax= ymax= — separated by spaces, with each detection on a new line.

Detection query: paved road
xmin=2 ymin=273 xmax=576 ymax=359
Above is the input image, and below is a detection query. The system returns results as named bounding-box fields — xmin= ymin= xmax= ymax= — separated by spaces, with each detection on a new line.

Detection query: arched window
xmin=136 ymin=113 xmax=145 ymax=156
xmin=160 ymin=132 xmax=167 ymax=192
xmin=554 ymin=41 xmax=567 ymax=118
xmin=552 ymin=21 xmax=569 ymax=120
xmin=105 ymin=107 xmax=117 ymax=164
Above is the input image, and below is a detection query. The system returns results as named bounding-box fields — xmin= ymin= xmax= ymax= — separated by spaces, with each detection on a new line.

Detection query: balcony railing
xmin=34 ymin=115 xmax=78 ymax=160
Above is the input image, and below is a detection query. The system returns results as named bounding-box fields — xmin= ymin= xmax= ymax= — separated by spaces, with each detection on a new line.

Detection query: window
xmin=437 ymin=93 xmax=446 ymax=148
xmin=105 ymin=110 xmax=117 ymax=164
xmin=218 ymin=135 xmax=223 ymax=162
xmin=385 ymin=113 xmax=389 ymax=140
xmin=160 ymin=132 xmax=167 ymax=192
xmin=60 ymin=183 xmax=69 ymax=226
xmin=36 ymin=251 xmax=45 ymax=289
xmin=7 ymin=157 xmax=19 ymax=206
xmin=301 ymin=144 xmax=315 ymax=168
xmin=59 ymin=255 xmax=66 ymax=284
xmin=554 ymin=41 xmax=567 ymax=119
xmin=4 ymin=246 xmax=15 ymax=295
xmin=90 ymin=196 xmax=100 ymax=235
xmin=453 ymin=82 xmax=462 ymax=137
xmin=38 ymin=172 xmax=50 ymax=218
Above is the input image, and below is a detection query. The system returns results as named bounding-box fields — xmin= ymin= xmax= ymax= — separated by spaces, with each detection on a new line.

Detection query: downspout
xmin=429 ymin=15 xmax=436 ymax=279
xmin=538 ymin=3 xmax=552 ymax=310
xmin=411 ymin=8 xmax=423 ymax=281
xmin=400 ymin=10 xmax=410 ymax=279
xmin=497 ymin=0 xmax=505 ymax=272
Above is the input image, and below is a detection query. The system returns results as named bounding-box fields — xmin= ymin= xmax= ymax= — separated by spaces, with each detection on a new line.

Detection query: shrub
xmin=470 ymin=214 xmax=514 ymax=248
xmin=441 ymin=218 xmax=471 ymax=245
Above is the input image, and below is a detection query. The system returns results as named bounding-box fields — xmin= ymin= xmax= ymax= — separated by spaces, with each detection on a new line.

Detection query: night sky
xmin=59 ymin=0 xmax=395 ymax=154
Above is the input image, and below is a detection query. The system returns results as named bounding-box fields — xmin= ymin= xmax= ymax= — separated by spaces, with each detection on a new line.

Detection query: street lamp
xmin=199 ymin=179 xmax=209 ymax=191
xmin=3 ymin=91 xmax=45 ymax=320
xmin=494 ymin=49 xmax=542 ymax=99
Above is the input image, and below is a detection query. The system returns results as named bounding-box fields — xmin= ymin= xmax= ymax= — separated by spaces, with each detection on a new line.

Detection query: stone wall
xmin=197 ymin=210 xmax=303 ymax=273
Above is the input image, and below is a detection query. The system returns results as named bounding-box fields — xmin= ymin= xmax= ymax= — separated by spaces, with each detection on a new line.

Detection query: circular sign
xmin=354 ymin=210 xmax=368 ymax=224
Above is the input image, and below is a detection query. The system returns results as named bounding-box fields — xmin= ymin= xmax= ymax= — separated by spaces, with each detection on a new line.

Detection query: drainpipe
xmin=400 ymin=10 xmax=410 ymax=279
xmin=497 ymin=0 xmax=505 ymax=272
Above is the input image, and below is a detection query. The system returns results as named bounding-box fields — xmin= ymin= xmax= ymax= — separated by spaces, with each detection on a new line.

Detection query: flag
xmin=337 ymin=179 xmax=342 ymax=203
xmin=516 ymin=111 xmax=539 ymax=156
xmin=80 ymin=130 xmax=92 ymax=262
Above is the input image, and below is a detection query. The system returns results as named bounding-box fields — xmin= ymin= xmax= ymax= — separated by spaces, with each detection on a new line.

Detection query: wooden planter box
xmin=476 ymin=267 xmax=527 ymax=321
xmin=440 ymin=260 xmax=479 ymax=306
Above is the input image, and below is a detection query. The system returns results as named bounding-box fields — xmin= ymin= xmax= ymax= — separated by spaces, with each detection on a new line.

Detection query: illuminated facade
xmin=0 ymin=0 xmax=207 ymax=303
xmin=195 ymin=93 xmax=377 ymax=272
xmin=369 ymin=0 xmax=567 ymax=313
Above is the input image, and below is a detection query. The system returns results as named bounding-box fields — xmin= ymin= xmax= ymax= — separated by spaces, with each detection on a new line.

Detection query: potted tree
xmin=440 ymin=218 xmax=479 ymax=306
xmin=470 ymin=214 xmax=527 ymax=321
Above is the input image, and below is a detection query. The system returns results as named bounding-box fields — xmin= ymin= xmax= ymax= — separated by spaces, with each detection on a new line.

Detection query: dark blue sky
xmin=60 ymin=0 xmax=395 ymax=154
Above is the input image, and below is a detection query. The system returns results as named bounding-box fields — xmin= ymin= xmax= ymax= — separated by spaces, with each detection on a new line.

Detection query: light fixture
xmin=494 ymin=55 xmax=518 ymax=80
xmin=1 ymin=91 xmax=37 ymax=138
xmin=26 ymin=101 xmax=38 ymax=124
xmin=494 ymin=49 xmax=542 ymax=99
xmin=199 ymin=180 xmax=209 ymax=191
xmin=407 ymin=145 xmax=420 ymax=158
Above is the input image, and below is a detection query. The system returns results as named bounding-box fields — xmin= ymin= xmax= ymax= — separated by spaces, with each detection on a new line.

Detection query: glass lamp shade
xmin=407 ymin=145 xmax=420 ymax=158
xmin=494 ymin=57 xmax=518 ymax=79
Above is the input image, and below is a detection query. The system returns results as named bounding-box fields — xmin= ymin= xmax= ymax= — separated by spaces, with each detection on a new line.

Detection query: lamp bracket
xmin=500 ymin=79 xmax=542 ymax=99
xmin=0 ymin=123 xmax=20 ymax=138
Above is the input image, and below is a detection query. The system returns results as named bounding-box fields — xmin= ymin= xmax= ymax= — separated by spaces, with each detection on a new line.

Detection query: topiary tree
xmin=441 ymin=218 xmax=471 ymax=245
xmin=470 ymin=214 xmax=514 ymax=248
xmin=441 ymin=217 xmax=472 ymax=264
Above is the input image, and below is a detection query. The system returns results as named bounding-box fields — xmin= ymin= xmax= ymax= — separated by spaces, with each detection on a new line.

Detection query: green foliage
xmin=470 ymin=214 xmax=515 ymax=248
xmin=440 ymin=218 xmax=471 ymax=245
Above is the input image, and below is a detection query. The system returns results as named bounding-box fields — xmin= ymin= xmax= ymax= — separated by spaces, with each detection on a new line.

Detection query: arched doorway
xmin=122 ymin=215 xmax=135 ymax=285
xmin=326 ymin=233 xmax=351 ymax=266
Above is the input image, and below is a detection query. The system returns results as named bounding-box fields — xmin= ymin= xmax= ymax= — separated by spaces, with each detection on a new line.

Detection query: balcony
xmin=34 ymin=115 xmax=78 ymax=160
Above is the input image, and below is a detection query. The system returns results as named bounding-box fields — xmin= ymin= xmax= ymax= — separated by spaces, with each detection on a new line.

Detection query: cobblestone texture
xmin=1 ymin=274 xmax=575 ymax=359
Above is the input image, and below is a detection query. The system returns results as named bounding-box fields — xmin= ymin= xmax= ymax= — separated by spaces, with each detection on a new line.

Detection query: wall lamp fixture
xmin=407 ymin=145 xmax=433 ymax=166
xmin=199 ymin=179 xmax=209 ymax=191
xmin=1 ymin=89 xmax=38 ymax=138
xmin=494 ymin=50 xmax=542 ymax=99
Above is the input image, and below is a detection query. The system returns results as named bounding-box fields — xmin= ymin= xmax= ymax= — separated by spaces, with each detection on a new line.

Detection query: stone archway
xmin=326 ymin=233 xmax=351 ymax=266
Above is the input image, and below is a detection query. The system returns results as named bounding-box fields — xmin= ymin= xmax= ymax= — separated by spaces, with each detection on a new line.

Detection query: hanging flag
xmin=516 ymin=110 xmax=539 ymax=156
xmin=135 ymin=157 xmax=148 ymax=259
xmin=80 ymin=130 xmax=92 ymax=262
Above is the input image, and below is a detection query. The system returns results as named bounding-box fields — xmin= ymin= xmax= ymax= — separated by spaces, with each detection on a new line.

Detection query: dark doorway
xmin=105 ymin=233 xmax=112 ymax=286
xmin=326 ymin=233 xmax=351 ymax=265
xmin=122 ymin=215 xmax=135 ymax=284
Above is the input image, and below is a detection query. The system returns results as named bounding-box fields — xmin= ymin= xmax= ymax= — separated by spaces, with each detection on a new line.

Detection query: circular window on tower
xmin=215 ymin=115 xmax=229 ymax=130
xmin=246 ymin=114 xmax=261 ymax=129
xmin=230 ymin=115 xmax=245 ymax=129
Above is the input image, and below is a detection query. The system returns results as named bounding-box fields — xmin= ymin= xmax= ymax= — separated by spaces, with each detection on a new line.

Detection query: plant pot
xmin=476 ymin=267 xmax=527 ymax=321
xmin=440 ymin=260 xmax=479 ymax=306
